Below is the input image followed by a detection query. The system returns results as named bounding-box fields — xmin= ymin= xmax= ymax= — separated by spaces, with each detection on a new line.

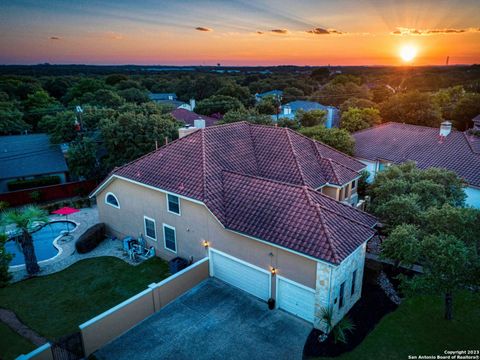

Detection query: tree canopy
xmin=340 ymin=107 xmax=381 ymax=132
xmin=295 ymin=109 xmax=327 ymax=127
xmin=299 ymin=126 xmax=355 ymax=155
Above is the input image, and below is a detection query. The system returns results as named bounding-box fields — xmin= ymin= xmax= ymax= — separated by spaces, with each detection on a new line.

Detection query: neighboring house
xmin=0 ymin=134 xmax=68 ymax=193
xmin=170 ymin=108 xmax=218 ymax=127
xmin=353 ymin=120 xmax=480 ymax=208
xmin=149 ymin=93 xmax=196 ymax=111
xmin=255 ymin=90 xmax=283 ymax=102
xmin=91 ymin=122 xmax=376 ymax=330
xmin=274 ymin=100 xmax=340 ymax=128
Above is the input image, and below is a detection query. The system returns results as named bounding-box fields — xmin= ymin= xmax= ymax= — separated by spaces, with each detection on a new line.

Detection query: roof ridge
xmin=302 ymin=186 xmax=340 ymax=264
xmin=325 ymin=158 xmax=340 ymax=184
xmin=328 ymin=157 xmax=362 ymax=174
xmin=463 ymin=131 xmax=480 ymax=154
xmin=247 ymin=122 xmax=261 ymax=175
xmin=285 ymin=128 xmax=309 ymax=186
xmin=201 ymin=129 xmax=207 ymax=201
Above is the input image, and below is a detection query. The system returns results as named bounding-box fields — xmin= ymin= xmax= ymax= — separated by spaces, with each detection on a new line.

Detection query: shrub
xmin=0 ymin=233 xmax=13 ymax=287
xmin=7 ymin=176 xmax=61 ymax=191
xmin=75 ymin=223 xmax=106 ymax=254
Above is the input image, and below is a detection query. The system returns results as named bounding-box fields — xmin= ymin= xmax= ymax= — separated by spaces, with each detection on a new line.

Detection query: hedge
xmin=75 ymin=223 xmax=106 ymax=254
xmin=7 ymin=176 xmax=61 ymax=191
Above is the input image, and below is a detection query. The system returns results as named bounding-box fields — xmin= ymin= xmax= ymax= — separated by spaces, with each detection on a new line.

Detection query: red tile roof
xmin=98 ymin=122 xmax=375 ymax=264
xmin=171 ymin=109 xmax=218 ymax=127
xmin=353 ymin=122 xmax=480 ymax=187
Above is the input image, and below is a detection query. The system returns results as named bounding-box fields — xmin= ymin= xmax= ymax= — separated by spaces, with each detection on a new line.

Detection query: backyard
xmin=0 ymin=256 xmax=170 ymax=360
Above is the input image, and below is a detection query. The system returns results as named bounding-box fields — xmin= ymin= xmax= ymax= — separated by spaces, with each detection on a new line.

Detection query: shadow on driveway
xmin=95 ymin=278 xmax=311 ymax=360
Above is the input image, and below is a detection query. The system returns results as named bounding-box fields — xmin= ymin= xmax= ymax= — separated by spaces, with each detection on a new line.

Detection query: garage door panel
xmin=211 ymin=250 xmax=270 ymax=301
xmin=277 ymin=277 xmax=315 ymax=323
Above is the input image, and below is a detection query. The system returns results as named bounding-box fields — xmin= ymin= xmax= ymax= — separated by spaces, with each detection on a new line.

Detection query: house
xmin=0 ymin=134 xmax=68 ymax=193
xmin=149 ymin=93 xmax=196 ymax=111
xmin=353 ymin=120 xmax=480 ymax=208
xmin=255 ymin=90 xmax=283 ymax=102
xmin=91 ymin=122 xmax=376 ymax=330
xmin=274 ymin=100 xmax=340 ymax=129
xmin=170 ymin=108 xmax=218 ymax=128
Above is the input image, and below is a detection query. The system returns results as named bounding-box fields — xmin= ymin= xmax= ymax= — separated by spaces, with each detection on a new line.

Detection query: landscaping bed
xmin=304 ymin=275 xmax=398 ymax=358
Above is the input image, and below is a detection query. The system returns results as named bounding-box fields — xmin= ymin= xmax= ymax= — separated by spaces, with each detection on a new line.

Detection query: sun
xmin=400 ymin=45 xmax=417 ymax=62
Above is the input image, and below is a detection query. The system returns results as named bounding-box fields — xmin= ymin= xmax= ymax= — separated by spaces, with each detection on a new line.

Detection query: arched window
xmin=105 ymin=192 xmax=120 ymax=208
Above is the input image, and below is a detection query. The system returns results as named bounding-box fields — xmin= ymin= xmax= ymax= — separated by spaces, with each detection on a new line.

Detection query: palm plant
xmin=319 ymin=306 xmax=356 ymax=344
xmin=1 ymin=206 xmax=48 ymax=275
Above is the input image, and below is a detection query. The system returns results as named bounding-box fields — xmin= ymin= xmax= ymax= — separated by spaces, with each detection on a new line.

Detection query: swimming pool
xmin=6 ymin=221 xmax=77 ymax=266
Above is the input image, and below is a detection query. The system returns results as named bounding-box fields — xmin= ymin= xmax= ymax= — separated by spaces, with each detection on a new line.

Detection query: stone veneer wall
xmin=313 ymin=242 xmax=366 ymax=331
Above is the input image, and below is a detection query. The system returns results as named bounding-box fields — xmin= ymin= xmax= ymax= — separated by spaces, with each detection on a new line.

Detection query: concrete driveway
xmin=95 ymin=278 xmax=312 ymax=360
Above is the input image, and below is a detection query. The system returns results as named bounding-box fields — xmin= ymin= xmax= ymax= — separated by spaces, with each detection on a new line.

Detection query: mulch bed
xmin=303 ymin=272 xmax=399 ymax=358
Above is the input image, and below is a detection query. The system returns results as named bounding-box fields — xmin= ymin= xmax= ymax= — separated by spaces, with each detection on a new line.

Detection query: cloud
xmin=195 ymin=27 xmax=212 ymax=32
xmin=271 ymin=29 xmax=288 ymax=34
xmin=307 ymin=28 xmax=343 ymax=35
xmin=256 ymin=31 xmax=264 ymax=35
xmin=104 ymin=31 xmax=124 ymax=40
xmin=49 ymin=36 xmax=61 ymax=40
xmin=392 ymin=27 xmax=478 ymax=35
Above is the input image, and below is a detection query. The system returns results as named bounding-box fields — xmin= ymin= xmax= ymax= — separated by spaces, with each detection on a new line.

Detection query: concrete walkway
xmin=95 ymin=279 xmax=311 ymax=360
xmin=9 ymin=206 xmax=135 ymax=283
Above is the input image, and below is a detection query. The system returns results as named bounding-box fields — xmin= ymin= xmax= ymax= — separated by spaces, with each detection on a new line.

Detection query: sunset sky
xmin=1 ymin=0 xmax=479 ymax=66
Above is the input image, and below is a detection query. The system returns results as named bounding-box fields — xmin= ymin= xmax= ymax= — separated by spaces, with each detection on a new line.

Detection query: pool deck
xmin=9 ymin=206 xmax=136 ymax=282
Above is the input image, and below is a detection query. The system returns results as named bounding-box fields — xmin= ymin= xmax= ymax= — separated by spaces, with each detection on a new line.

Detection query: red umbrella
xmin=52 ymin=207 xmax=79 ymax=234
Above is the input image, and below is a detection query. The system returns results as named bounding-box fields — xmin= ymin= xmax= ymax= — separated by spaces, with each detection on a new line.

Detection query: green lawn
xmin=0 ymin=257 xmax=169 ymax=345
xmin=0 ymin=322 xmax=36 ymax=360
xmin=317 ymin=291 xmax=480 ymax=360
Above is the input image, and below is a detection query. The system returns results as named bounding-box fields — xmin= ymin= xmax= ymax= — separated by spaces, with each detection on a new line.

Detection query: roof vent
xmin=439 ymin=121 xmax=452 ymax=137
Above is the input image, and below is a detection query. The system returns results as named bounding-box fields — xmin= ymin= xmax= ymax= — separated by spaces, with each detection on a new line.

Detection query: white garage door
xmin=210 ymin=249 xmax=271 ymax=301
xmin=277 ymin=276 xmax=315 ymax=323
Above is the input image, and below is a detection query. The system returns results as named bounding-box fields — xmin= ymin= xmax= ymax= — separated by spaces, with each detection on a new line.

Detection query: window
xmin=105 ymin=192 xmax=120 ymax=208
xmin=163 ymin=224 xmax=177 ymax=253
xmin=351 ymin=270 xmax=357 ymax=296
xmin=351 ymin=180 xmax=357 ymax=190
xmin=167 ymin=194 xmax=180 ymax=215
xmin=144 ymin=216 xmax=157 ymax=241
xmin=339 ymin=282 xmax=345 ymax=309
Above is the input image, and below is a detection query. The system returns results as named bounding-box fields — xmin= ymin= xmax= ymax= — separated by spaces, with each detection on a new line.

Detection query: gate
xmin=51 ymin=332 xmax=85 ymax=360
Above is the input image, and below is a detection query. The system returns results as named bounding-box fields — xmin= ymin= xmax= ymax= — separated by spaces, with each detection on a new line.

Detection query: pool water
xmin=6 ymin=221 xmax=77 ymax=266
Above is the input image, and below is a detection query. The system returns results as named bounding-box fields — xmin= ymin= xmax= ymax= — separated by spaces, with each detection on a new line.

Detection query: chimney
xmin=179 ymin=124 xmax=200 ymax=138
xmin=194 ymin=119 xmax=205 ymax=129
xmin=189 ymin=99 xmax=196 ymax=111
xmin=473 ymin=117 xmax=480 ymax=131
xmin=439 ymin=121 xmax=452 ymax=137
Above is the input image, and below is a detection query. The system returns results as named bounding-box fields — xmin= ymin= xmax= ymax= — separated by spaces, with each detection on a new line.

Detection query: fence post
xmin=148 ymin=282 xmax=161 ymax=312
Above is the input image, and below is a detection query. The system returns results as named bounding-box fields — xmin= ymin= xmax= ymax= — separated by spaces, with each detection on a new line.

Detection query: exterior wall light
xmin=270 ymin=267 xmax=277 ymax=276
xmin=202 ymin=240 xmax=210 ymax=248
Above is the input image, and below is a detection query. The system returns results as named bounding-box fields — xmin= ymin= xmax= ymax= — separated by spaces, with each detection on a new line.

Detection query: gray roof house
xmin=255 ymin=90 xmax=283 ymax=102
xmin=149 ymin=93 xmax=195 ymax=111
xmin=274 ymin=100 xmax=340 ymax=129
xmin=0 ymin=134 xmax=68 ymax=193
xmin=353 ymin=120 xmax=480 ymax=208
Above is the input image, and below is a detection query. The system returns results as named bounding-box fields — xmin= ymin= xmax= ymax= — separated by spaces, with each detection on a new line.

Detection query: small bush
xmin=75 ymin=223 xmax=106 ymax=254
xmin=7 ymin=176 xmax=61 ymax=191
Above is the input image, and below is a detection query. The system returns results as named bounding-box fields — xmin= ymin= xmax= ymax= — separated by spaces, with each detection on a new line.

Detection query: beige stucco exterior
xmin=95 ymin=176 xmax=367 ymax=329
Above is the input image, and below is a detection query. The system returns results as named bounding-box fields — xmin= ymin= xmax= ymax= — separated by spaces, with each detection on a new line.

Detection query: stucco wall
xmin=97 ymin=178 xmax=317 ymax=290
xmin=358 ymin=159 xmax=377 ymax=183
xmin=465 ymin=186 xmax=480 ymax=208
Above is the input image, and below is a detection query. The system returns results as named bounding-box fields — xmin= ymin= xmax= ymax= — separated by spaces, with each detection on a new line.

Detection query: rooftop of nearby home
xmin=93 ymin=122 xmax=376 ymax=264
xmin=352 ymin=122 xmax=480 ymax=187
xmin=256 ymin=90 xmax=283 ymax=98
xmin=0 ymin=134 xmax=68 ymax=180
xmin=148 ymin=93 xmax=177 ymax=101
xmin=170 ymin=108 xmax=218 ymax=127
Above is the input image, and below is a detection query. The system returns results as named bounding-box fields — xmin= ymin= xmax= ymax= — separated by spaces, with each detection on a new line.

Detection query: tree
xmin=277 ymin=117 xmax=300 ymax=130
xmin=452 ymin=92 xmax=480 ymax=130
xmin=339 ymin=98 xmax=378 ymax=112
xmin=1 ymin=206 xmax=48 ymax=275
xmin=340 ymin=107 xmax=381 ymax=132
xmin=311 ymin=80 xmax=371 ymax=107
xmin=116 ymin=79 xmax=144 ymax=91
xmin=105 ymin=74 xmax=129 ymax=86
xmin=78 ymin=89 xmax=125 ymax=108
xmin=299 ymin=126 xmax=355 ymax=155
xmin=0 ymin=95 xmax=30 ymax=134
xmin=38 ymin=111 xmax=77 ymax=143
xmin=295 ymin=109 xmax=326 ymax=127
xmin=310 ymin=68 xmax=330 ymax=82
xmin=22 ymin=90 xmax=61 ymax=129
xmin=380 ymin=91 xmax=443 ymax=127
xmin=100 ymin=111 xmax=179 ymax=169
xmin=255 ymin=96 xmax=279 ymax=115
xmin=222 ymin=109 xmax=272 ymax=125
xmin=399 ymin=234 xmax=475 ymax=320
xmin=216 ymin=82 xmax=252 ymax=107
xmin=369 ymin=162 xmax=466 ymax=227
xmin=380 ymin=224 xmax=421 ymax=268
xmin=283 ymin=87 xmax=304 ymax=101
xmin=195 ymin=95 xmax=244 ymax=116
xmin=63 ymin=78 xmax=107 ymax=104
xmin=118 ymin=88 xmax=149 ymax=104
xmin=0 ymin=233 xmax=13 ymax=287
xmin=67 ymin=137 xmax=99 ymax=180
